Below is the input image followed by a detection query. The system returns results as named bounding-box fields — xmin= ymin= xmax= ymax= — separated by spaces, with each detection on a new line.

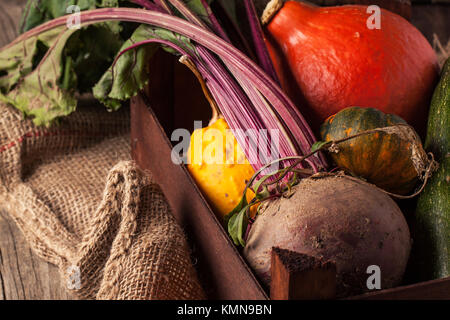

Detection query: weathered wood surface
xmin=348 ymin=276 xmax=450 ymax=300
xmin=0 ymin=0 xmax=449 ymax=300
xmin=412 ymin=5 xmax=450 ymax=53
xmin=0 ymin=211 xmax=73 ymax=300
xmin=0 ymin=0 xmax=74 ymax=300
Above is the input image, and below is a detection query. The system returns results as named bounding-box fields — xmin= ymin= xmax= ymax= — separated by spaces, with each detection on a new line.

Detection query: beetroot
xmin=243 ymin=175 xmax=411 ymax=297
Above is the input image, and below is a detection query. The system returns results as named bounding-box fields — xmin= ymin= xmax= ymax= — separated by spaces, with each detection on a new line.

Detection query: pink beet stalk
xmin=5 ymin=7 xmax=326 ymax=172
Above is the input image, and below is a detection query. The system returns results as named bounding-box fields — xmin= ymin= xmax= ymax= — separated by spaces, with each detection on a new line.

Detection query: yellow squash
xmin=188 ymin=118 xmax=255 ymax=220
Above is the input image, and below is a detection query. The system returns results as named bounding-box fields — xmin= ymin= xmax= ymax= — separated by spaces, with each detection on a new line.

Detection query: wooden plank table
xmin=0 ymin=0 xmax=74 ymax=300
xmin=0 ymin=0 xmax=448 ymax=300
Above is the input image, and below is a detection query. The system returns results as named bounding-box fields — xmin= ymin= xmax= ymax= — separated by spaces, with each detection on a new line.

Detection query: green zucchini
xmin=412 ymin=58 xmax=450 ymax=281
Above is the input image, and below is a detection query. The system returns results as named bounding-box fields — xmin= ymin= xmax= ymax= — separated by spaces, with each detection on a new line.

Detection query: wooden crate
xmin=131 ymin=1 xmax=450 ymax=300
xmin=131 ymin=87 xmax=450 ymax=300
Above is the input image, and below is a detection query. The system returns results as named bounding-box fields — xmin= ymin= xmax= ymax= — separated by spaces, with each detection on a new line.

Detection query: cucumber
xmin=411 ymin=58 xmax=450 ymax=281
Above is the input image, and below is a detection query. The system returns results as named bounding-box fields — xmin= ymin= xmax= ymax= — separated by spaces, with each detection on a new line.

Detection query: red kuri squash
xmin=263 ymin=0 xmax=439 ymax=135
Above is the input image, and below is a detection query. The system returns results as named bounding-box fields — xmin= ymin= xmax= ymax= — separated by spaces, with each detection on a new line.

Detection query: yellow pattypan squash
xmin=187 ymin=118 xmax=255 ymax=220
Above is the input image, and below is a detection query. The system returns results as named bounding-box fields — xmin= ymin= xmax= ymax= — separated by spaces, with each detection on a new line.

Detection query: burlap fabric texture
xmin=0 ymin=100 xmax=205 ymax=300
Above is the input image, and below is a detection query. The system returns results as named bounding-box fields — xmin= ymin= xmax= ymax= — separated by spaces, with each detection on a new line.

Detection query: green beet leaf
xmin=93 ymin=25 xmax=196 ymax=110
xmin=0 ymin=26 xmax=79 ymax=126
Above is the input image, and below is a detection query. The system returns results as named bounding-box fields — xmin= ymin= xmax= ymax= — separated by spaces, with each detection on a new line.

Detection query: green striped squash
xmin=320 ymin=107 xmax=422 ymax=195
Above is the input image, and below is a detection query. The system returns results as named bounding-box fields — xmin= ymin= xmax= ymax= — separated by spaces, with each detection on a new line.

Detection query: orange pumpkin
xmin=263 ymin=0 xmax=439 ymax=135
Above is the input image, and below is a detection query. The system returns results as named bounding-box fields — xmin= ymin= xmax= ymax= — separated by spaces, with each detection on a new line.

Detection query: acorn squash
xmin=320 ymin=107 xmax=427 ymax=195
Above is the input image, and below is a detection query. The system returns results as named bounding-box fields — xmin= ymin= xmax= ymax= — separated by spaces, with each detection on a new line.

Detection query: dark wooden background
xmin=0 ymin=0 xmax=74 ymax=300
xmin=0 ymin=0 xmax=448 ymax=300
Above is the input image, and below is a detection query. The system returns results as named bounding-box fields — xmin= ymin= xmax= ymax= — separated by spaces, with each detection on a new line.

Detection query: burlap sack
xmin=0 ymin=99 xmax=205 ymax=300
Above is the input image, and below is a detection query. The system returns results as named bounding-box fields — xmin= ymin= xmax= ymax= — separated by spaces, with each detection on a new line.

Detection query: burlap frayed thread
xmin=0 ymin=101 xmax=205 ymax=300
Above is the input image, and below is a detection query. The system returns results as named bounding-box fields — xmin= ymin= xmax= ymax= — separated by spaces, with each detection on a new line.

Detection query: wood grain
xmin=0 ymin=211 xmax=73 ymax=300
xmin=412 ymin=5 xmax=450 ymax=49
xmin=131 ymin=92 xmax=268 ymax=300
xmin=348 ymin=276 xmax=450 ymax=300
xmin=0 ymin=0 xmax=448 ymax=301
xmin=270 ymin=248 xmax=336 ymax=300
xmin=0 ymin=0 xmax=74 ymax=301
xmin=0 ymin=0 xmax=27 ymax=48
